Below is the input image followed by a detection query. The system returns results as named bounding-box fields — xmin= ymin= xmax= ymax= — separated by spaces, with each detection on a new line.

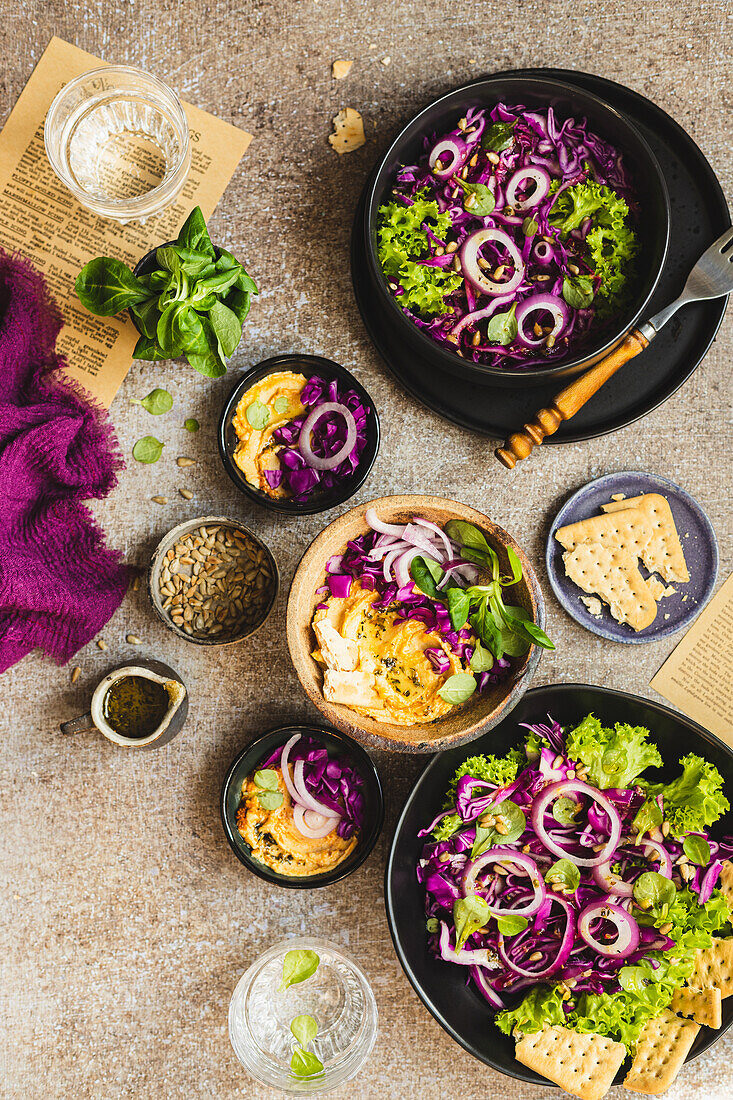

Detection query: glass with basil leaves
xmin=228 ymin=937 xmax=378 ymax=1093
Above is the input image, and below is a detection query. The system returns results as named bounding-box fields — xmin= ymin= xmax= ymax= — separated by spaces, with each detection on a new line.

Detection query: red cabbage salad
xmin=260 ymin=732 xmax=365 ymax=840
xmin=319 ymin=513 xmax=554 ymax=705
xmin=377 ymin=103 xmax=640 ymax=369
xmin=418 ymin=714 xmax=733 ymax=1051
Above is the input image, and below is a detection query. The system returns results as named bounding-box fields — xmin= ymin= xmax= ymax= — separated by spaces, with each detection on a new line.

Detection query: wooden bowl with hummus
xmin=287 ymin=495 xmax=547 ymax=753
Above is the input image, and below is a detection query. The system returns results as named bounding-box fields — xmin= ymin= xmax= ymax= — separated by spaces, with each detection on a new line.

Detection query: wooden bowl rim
xmin=286 ymin=494 xmax=545 ymax=753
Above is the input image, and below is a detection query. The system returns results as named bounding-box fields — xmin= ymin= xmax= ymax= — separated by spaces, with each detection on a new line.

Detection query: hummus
xmin=232 ymin=371 xmax=306 ymax=498
xmin=236 ymin=766 xmax=357 ymax=876
xmin=313 ymin=581 xmax=466 ymax=725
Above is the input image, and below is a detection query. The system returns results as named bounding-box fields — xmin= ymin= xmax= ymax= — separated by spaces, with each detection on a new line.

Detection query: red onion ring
xmin=470 ymin=965 xmax=505 ymax=1008
xmin=505 ymin=166 xmax=551 ymax=211
xmin=365 ymin=508 xmax=404 ymax=536
xmin=429 ymin=136 xmax=470 ymax=179
xmin=298 ymin=402 xmax=356 ymax=471
xmin=413 ymin=518 xmax=455 ymax=563
xmin=578 ymin=898 xmax=641 ymax=958
xmin=293 ymin=804 xmax=337 ymax=839
xmin=449 ymin=293 xmax=515 ymax=338
xmin=462 ymin=848 xmax=546 ymax=917
xmin=438 ymin=921 xmax=497 ymax=968
xmin=592 ymin=859 xmax=634 ymax=898
xmin=642 ymin=840 xmax=673 ymax=878
xmin=293 ymin=758 xmax=340 ymax=819
xmin=459 ymin=229 xmax=524 ymax=297
xmin=515 ymin=293 xmax=569 ymax=349
xmin=531 ymin=779 xmax=622 ymax=867
xmin=497 ymin=892 xmax=576 ymax=978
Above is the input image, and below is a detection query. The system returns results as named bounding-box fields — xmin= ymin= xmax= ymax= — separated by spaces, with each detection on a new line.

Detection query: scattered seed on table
xmin=126 ymin=634 xmax=142 ymax=645
xmin=179 ymin=489 xmax=193 ymax=500
xmin=96 ymin=639 xmax=107 ymax=651
xmin=177 ymin=457 xmax=196 ymax=467
xmin=151 ymin=496 xmax=168 ymax=505
xmin=132 ymin=575 xmax=141 ymax=592
xmin=71 ymin=666 xmax=81 ymax=684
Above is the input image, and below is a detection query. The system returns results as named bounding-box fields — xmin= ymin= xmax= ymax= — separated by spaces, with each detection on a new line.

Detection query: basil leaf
xmin=481 ymin=120 xmax=517 ymax=153
xmin=215 ymin=247 xmax=241 ymax=272
xmin=469 ymin=640 xmax=494 ymax=673
xmin=274 ymin=396 xmax=290 ymax=414
xmin=245 ymin=400 xmax=270 ymax=431
xmin=456 ymin=178 xmax=496 ymax=216
xmin=472 ymin=799 xmax=526 ymax=855
xmin=505 ymin=546 xmax=524 ymax=585
xmin=130 ymin=388 xmax=173 ymax=415
xmin=444 ymin=520 xmax=491 ymax=555
xmin=156 ymin=245 xmax=184 ymax=276
xmin=132 ymin=334 xmax=169 ymax=362
xmin=562 ymin=274 xmax=595 ymax=310
xmin=486 ymin=303 xmax=517 ymax=347
xmin=438 ymin=672 xmax=477 ymax=705
xmin=426 ymin=917 xmax=439 ymax=933
xmin=130 ymin=297 xmax=163 ymax=339
xmin=683 ymin=835 xmax=711 ymax=866
xmin=185 ymin=317 xmax=227 ymax=378
xmin=132 ymin=436 xmax=164 ymax=463
xmin=545 ymin=858 xmax=581 ymax=893
xmin=176 ymin=206 xmax=215 ymax=257
xmin=447 ymin=587 xmax=470 ymax=630
xmin=454 ymin=894 xmax=489 ymax=951
xmin=253 ymin=769 xmax=279 ymax=791
xmin=471 ymin=823 xmax=494 ymax=859
xmin=208 ymin=299 xmax=243 ymax=359
xmin=633 ymin=798 xmax=663 ymax=839
xmin=234 ymin=269 xmax=258 ymax=296
xmin=187 ymin=282 xmax=217 ymax=310
xmin=196 ymin=269 xmax=241 ymax=296
xmin=184 ymin=417 xmax=200 ymax=432
xmin=553 ymin=796 xmax=582 ymax=825
xmin=175 ymin=247 xmax=215 ymax=276
xmin=633 ymin=871 xmax=677 ymax=911
xmin=520 ymin=620 xmax=556 ymax=649
xmin=156 ymin=302 xmax=185 ymax=358
xmin=290 ymin=1014 xmax=318 ymax=1047
xmin=409 ymin=555 xmax=442 ymax=600
xmin=281 ymin=949 xmax=320 ymax=990
xmin=256 ymin=789 xmax=283 ymax=811
xmin=75 ymin=257 xmax=150 ymax=316
xmin=496 ymin=913 xmax=529 ymax=937
xmin=522 ymin=216 xmax=538 ymax=237
xmin=225 ymin=287 xmax=253 ymax=324
xmin=290 ymin=1048 xmax=324 ymax=1078
xmin=471 ymin=608 xmax=504 ymax=660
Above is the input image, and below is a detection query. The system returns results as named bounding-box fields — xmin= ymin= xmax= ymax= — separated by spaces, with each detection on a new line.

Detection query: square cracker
xmin=555 ymin=509 xmax=652 ymax=559
xmin=563 ymin=543 xmax=657 ymax=631
xmin=718 ymin=859 xmax=733 ymax=913
xmin=515 ymin=1025 xmax=626 ymax=1100
xmin=624 ymin=1008 xmax=699 ymax=1095
xmin=688 ymin=936 xmax=733 ymax=997
xmin=601 ymin=494 xmax=689 ymax=583
xmin=671 ymin=985 xmax=722 ymax=1028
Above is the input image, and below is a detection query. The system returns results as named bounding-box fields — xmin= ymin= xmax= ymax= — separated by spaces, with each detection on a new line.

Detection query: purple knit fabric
xmin=0 ymin=250 xmax=130 ymax=673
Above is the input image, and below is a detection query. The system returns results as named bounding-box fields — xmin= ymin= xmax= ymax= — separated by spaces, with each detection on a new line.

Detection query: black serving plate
xmin=352 ymin=68 xmax=730 ymax=442
xmin=385 ymin=683 xmax=733 ymax=1087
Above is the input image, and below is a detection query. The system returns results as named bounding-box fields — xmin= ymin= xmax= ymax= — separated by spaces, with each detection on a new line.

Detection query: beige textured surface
xmin=1 ymin=2 xmax=732 ymax=1098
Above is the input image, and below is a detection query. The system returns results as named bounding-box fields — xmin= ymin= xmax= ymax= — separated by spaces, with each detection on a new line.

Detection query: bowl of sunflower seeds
xmin=148 ymin=516 xmax=278 ymax=645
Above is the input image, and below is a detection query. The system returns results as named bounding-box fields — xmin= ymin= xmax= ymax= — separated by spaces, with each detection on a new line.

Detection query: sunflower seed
xmin=176 ymin=457 xmax=196 ymax=467
xmin=151 ymin=496 xmax=168 ymax=505
xmin=126 ymin=634 xmax=142 ymax=645
xmin=97 ymin=639 xmax=107 ymax=651
xmin=71 ymin=666 xmax=82 ymax=683
xmin=180 ymin=489 xmax=194 ymax=500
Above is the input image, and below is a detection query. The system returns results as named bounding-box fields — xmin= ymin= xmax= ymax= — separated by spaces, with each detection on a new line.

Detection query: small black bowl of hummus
xmin=217 ymin=354 xmax=380 ymax=516
xmin=220 ymin=724 xmax=384 ymax=888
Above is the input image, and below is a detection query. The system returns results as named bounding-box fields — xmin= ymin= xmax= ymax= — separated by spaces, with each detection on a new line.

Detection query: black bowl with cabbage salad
xmin=366 ymin=77 xmax=669 ymax=383
xmin=385 ymin=684 xmax=733 ymax=1088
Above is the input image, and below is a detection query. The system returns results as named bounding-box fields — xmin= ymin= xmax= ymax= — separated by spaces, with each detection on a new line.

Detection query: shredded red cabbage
xmin=262 ymin=734 xmax=365 ymax=839
xmin=382 ymin=103 xmax=639 ymax=369
xmin=268 ymin=375 xmax=369 ymax=502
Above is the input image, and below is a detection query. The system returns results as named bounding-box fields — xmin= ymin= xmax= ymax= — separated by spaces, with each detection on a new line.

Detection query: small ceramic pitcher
xmin=60 ymin=659 xmax=188 ymax=749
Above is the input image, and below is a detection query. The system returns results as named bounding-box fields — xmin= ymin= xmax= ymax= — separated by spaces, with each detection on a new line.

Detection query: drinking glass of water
xmin=44 ymin=65 xmax=191 ymax=223
xmin=228 ymin=937 xmax=378 ymax=1094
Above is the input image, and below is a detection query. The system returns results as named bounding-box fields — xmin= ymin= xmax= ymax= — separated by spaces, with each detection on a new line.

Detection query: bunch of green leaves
xmin=410 ymin=520 xmax=554 ymax=705
xmin=75 ymin=207 xmax=258 ymax=378
xmin=548 ymin=180 xmax=638 ymax=316
xmin=376 ymin=192 xmax=463 ymax=316
xmin=565 ymin=714 xmax=662 ymax=790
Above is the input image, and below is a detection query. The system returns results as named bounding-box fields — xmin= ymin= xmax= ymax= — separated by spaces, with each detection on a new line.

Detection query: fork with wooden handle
xmin=495 ymin=225 xmax=733 ymax=469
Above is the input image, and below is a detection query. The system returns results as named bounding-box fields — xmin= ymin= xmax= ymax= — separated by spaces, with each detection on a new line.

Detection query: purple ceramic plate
xmin=546 ymin=471 xmax=719 ymax=644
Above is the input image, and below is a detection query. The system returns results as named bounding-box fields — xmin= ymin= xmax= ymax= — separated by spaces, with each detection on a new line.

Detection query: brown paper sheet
xmin=650 ymin=573 xmax=733 ymax=744
xmin=0 ymin=37 xmax=252 ymax=407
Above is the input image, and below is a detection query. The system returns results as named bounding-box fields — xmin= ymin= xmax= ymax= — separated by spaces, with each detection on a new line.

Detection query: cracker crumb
xmin=468 ymin=58 xmax=476 ymax=64
xmin=610 ymin=493 xmax=626 ymax=501
xmin=381 ymin=55 xmax=391 ymax=65
xmin=328 ymin=107 xmax=366 ymax=154
xmin=332 ymin=58 xmax=353 ymax=80
xmin=580 ymin=596 xmax=603 ymax=618
xmin=682 ymin=594 xmax=689 ymax=601
xmin=647 ymin=576 xmax=666 ymax=601
xmin=664 ymin=613 xmax=670 ymax=619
